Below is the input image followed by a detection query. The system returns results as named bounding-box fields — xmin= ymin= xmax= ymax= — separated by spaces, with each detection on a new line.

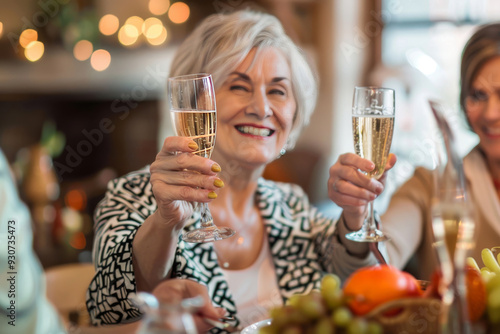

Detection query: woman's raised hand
xmin=328 ymin=153 xmax=397 ymax=229
xmin=149 ymin=136 xmax=224 ymax=228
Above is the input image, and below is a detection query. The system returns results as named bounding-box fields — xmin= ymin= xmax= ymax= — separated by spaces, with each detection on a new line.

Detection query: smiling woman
xmin=86 ymin=10 xmax=381 ymax=332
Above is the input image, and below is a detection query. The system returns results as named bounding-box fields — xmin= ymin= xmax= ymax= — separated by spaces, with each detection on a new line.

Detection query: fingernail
xmin=214 ymin=178 xmax=224 ymax=188
xmin=375 ymin=185 xmax=383 ymax=194
xmin=208 ymin=191 xmax=217 ymax=199
xmin=211 ymin=163 xmax=221 ymax=173
xmin=188 ymin=141 xmax=198 ymax=150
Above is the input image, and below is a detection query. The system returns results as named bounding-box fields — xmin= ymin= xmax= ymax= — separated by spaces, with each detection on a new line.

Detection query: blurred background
xmin=0 ymin=0 xmax=499 ymax=268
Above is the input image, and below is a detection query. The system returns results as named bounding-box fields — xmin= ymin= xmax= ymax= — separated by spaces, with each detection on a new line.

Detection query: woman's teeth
xmin=236 ymin=126 xmax=272 ymax=136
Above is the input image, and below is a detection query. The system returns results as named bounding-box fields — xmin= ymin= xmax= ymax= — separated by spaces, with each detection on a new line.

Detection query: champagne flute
xmin=346 ymin=86 xmax=395 ymax=242
xmin=168 ymin=73 xmax=235 ymax=243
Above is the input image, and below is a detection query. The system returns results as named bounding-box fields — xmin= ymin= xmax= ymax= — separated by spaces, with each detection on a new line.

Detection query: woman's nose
xmin=247 ymin=89 xmax=272 ymax=118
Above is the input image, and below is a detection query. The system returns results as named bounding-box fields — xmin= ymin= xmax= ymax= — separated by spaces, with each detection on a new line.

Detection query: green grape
xmin=346 ymin=318 xmax=368 ymax=334
xmin=482 ymin=267 xmax=496 ymax=284
xmin=332 ymin=306 xmax=352 ymax=327
xmin=467 ymin=256 xmax=480 ymax=272
xmin=482 ymin=248 xmax=500 ymax=274
xmin=366 ymin=321 xmax=383 ymax=334
xmin=259 ymin=324 xmax=279 ymax=334
xmin=286 ymin=294 xmax=303 ymax=308
xmin=486 ymin=274 xmax=500 ymax=293
xmin=321 ymin=274 xmax=341 ymax=294
xmin=282 ymin=325 xmax=303 ymax=334
xmin=488 ymin=286 xmax=500 ymax=324
xmin=323 ymin=288 xmax=344 ymax=310
xmin=312 ymin=317 xmax=334 ymax=334
xmin=298 ymin=293 xmax=325 ymax=320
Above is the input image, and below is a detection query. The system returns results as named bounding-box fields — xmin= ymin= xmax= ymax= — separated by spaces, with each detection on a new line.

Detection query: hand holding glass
xmin=168 ymin=73 xmax=235 ymax=243
xmin=346 ymin=86 xmax=395 ymax=242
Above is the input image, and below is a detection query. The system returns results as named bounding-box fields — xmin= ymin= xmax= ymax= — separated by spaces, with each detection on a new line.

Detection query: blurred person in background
xmin=328 ymin=23 xmax=500 ymax=280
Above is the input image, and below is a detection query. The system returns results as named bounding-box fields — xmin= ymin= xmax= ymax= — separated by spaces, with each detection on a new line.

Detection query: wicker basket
xmin=366 ymin=297 xmax=441 ymax=334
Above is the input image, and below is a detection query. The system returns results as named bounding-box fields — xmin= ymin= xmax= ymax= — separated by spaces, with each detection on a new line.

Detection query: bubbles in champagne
xmin=352 ymin=115 xmax=394 ymax=179
xmin=171 ymin=110 xmax=216 ymax=158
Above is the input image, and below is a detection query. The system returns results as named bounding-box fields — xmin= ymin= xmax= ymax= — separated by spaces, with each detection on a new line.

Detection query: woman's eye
xmin=230 ymin=85 xmax=249 ymax=92
xmin=470 ymin=89 xmax=488 ymax=101
xmin=269 ymin=89 xmax=285 ymax=96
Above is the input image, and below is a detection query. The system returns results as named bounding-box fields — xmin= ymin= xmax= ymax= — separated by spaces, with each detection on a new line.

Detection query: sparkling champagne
xmin=352 ymin=115 xmax=394 ymax=179
xmin=171 ymin=110 xmax=216 ymax=158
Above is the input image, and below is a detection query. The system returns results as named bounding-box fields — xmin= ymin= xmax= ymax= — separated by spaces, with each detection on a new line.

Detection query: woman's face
xmin=466 ymin=56 xmax=500 ymax=161
xmin=213 ymin=47 xmax=296 ymax=169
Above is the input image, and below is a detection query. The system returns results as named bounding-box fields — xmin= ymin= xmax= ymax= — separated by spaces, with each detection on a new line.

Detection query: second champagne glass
xmin=168 ymin=73 xmax=235 ymax=243
xmin=346 ymin=86 xmax=395 ymax=243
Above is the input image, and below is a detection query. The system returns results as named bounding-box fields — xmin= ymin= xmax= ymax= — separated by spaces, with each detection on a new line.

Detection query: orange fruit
xmin=343 ymin=264 xmax=423 ymax=316
xmin=465 ymin=265 xmax=487 ymax=322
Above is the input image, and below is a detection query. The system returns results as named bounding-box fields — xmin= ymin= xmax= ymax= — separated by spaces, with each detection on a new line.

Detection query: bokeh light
xmin=99 ymin=14 xmax=119 ymax=36
xmin=143 ymin=17 xmax=163 ymax=39
xmin=125 ymin=16 xmax=144 ymax=33
xmin=73 ymin=40 xmax=93 ymax=61
xmin=25 ymin=41 xmax=44 ymax=62
xmin=64 ymin=189 xmax=87 ymax=211
xmin=90 ymin=49 xmax=111 ymax=71
xmin=168 ymin=2 xmax=190 ymax=24
xmin=69 ymin=231 xmax=86 ymax=250
xmin=146 ymin=26 xmax=168 ymax=46
xmin=118 ymin=24 xmax=139 ymax=46
xmin=0 ymin=22 xmax=3 ymax=39
xmin=149 ymin=0 xmax=170 ymax=16
xmin=20 ymin=29 xmax=38 ymax=48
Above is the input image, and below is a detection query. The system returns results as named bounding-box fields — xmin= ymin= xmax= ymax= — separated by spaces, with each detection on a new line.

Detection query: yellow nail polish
xmin=208 ymin=191 xmax=217 ymax=199
xmin=188 ymin=142 xmax=198 ymax=150
xmin=214 ymin=178 xmax=224 ymax=188
xmin=211 ymin=163 xmax=221 ymax=173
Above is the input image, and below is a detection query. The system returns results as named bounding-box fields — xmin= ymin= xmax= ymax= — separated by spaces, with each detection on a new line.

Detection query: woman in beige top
xmin=328 ymin=23 xmax=500 ymax=280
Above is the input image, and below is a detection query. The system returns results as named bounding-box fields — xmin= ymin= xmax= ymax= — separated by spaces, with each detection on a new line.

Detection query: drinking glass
xmin=346 ymin=86 xmax=395 ymax=242
xmin=168 ymin=73 xmax=235 ymax=243
xmin=429 ymin=100 xmax=475 ymax=334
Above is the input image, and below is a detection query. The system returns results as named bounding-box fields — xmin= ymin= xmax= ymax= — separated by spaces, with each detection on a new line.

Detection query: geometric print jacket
xmin=86 ymin=168 xmax=378 ymax=332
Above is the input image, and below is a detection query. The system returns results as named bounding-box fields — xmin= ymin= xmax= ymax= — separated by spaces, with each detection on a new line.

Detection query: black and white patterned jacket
xmin=86 ymin=167 xmax=378 ymax=332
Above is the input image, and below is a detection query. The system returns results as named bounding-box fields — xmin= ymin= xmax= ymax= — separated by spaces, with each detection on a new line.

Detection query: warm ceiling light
xmin=146 ymin=26 xmax=168 ymax=46
xmin=20 ymin=29 xmax=38 ymax=48
xmin=73 ymin=40 xmax=93 ymax=61
xmin=99 ymin=14 xmax=119 ymax=36
xmin=0 ymin=22 xmax=3 ymax=38
xmin=90 ymin=49 xmax=111 ymax=71
xmin=168 ymin=2 xmax=190 ymax=24
xmin=118 ymin=25 xmax=138 ymax=46
xmin=25 ymin=41 xmax=44 ymax=62
xmin=125 ymin=16 xmax=144 ymax=33
xmin=149 ymin=0 xmax=170 ymax=16
xmin=143 ymin=17 xmax=163 ymax=39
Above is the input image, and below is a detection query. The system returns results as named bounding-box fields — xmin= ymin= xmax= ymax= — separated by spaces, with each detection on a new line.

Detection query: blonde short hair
xmin=169 ymin=10 xmax=318 ymax=149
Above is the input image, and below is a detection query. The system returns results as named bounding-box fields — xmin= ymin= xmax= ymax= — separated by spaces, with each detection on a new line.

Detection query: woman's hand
xmin=152 ymin=279 xmax=225 ymax=333
xmin=328 ymin=153 xmax=397 ymax=230
xmin=149 ymin=136 xmax=224 ymax=229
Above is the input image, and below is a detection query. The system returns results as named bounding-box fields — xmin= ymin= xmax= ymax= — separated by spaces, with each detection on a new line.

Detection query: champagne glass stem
xmin=200 ymin=203 xmax=214 ymax=228
xmin=367 ymin=200 xmax=376 ymax=233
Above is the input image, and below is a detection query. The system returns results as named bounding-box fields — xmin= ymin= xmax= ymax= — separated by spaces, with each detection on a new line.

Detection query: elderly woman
xmin=328 ymin=23 xmax=500 ymax=281
xmin=86 ymin=10 xmax=379 ymax=330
